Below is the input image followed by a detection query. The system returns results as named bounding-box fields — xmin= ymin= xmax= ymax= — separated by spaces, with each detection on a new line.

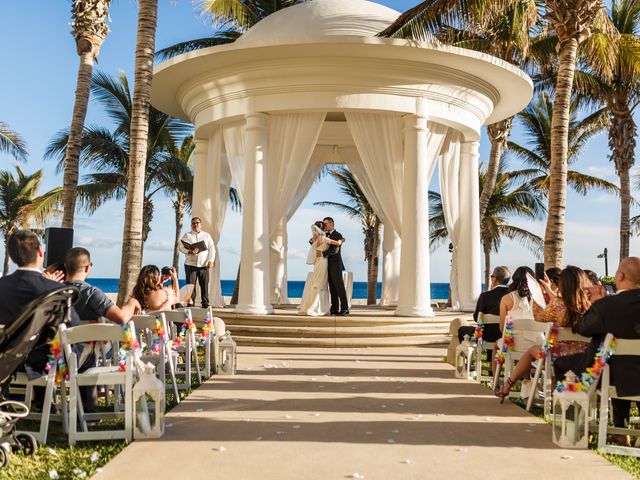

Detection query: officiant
xmin=178 ymin=217 xmax=215 ymax=308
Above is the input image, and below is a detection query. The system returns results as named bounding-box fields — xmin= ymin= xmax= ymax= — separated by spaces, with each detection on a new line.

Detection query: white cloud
xmin=77 ymin=235 xmax=119 ymax=249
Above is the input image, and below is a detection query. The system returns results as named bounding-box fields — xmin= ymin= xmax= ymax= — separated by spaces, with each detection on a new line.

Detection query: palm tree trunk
xmin=173 ymin=197 xmax=185 ymax=270
xmin=609 ymin=103 xmax=636 ymax=261
xmin=230 ymin=263 xmax=240 ymax=305
xmin=62 ymin=50 xmax=95 ymax=228
xmin=479 ymin=117 xmax=513 ymax=219
xmin=367 ymin=218 xmax=382 ymax=305
xmin=142 ymin=197 xmax=154 ymax=243
xmin=544 ymin=38 xmax=578 ymax=269
xmin=3 ymin=240 xmax=9 ymax=276
xmin=482 ymin=234 xmax=491 ymax=292
xmin=117 ymin=0 xmax=158 ymax=305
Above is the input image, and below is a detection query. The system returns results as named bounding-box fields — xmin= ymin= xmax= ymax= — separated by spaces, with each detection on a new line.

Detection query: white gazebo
xmin=151 ymin=0 xmax=533 ymax=317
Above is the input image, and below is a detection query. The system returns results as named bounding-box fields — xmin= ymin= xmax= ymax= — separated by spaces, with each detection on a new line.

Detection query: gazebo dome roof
xmin=235 ymin=0 xmax=400 ymax=47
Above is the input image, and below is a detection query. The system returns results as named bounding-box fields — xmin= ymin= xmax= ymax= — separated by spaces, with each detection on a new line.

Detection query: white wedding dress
xmin=298 ymin=226 xmax=331 ymax=316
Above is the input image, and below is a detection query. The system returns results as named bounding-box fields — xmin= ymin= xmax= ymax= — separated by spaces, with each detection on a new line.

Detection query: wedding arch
xmin=151 ymin=0 xmax=533 ymax=317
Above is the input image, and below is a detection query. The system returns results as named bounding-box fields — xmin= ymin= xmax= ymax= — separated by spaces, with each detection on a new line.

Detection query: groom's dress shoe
xmin=338 ymin=310 xmax=349 ymax=316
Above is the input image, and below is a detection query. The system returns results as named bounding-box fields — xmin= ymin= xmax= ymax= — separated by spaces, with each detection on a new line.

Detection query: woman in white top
xmin=299 ymin=221 xmax=343 ymax=316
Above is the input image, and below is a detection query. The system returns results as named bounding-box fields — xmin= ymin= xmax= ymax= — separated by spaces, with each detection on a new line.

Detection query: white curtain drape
xmin=438 ymin=131 xmax=463 ymax=310
xmin=267 ymin=112 xmax=326 ymax=304
xmin=345 ymin=112 xmax=404 ymax=236
xmin=222 ymin=121 xmax=247 ymax=202
xmin=208 ymin=129 xmax=232 ymax=307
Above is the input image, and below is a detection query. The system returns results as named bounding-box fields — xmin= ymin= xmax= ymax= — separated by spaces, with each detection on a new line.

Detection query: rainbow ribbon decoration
xmin=151 ymin=316 xmax=170 ymax=353
xmin=179 ymin=310 xmax=197 ymax=340
xmin=45 ymin=334 xmax=69 ymax=384
xmin=555 ymin=337 xmax=617 ymax=393
xmin=473 ymin=314 xmax=485 ymax=345
xmin=535 ymin=323 xmax=559 ymax=361
xmin=495 ymin=316 xmax=514 ymax=365
xmin=118 ymin=323 xmax=140 ymax=372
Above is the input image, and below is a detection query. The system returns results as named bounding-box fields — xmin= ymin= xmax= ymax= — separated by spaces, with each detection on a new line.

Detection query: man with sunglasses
xmin=178 ymin=217 xmax=214 ymax=308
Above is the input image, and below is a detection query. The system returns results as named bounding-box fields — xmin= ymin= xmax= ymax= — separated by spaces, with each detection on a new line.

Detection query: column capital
xmin=245 ymin=112 xmax=269 ymax=130
xmin=193 ymin=138 xmax=208 ymax=156
xmin=460 ymin=140 xmax=480 ymax=157
xmin=402 ymin=113 xmax=428 ymax=133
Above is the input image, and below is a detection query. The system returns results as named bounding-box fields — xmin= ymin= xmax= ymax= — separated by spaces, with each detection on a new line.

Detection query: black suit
xmin=554 ymin=289 xmax=640 ymax=426
xmin=323 ymin=230 xmax=348 ymax=313
xmin=458 ymin=285 xmax=509 ymax=344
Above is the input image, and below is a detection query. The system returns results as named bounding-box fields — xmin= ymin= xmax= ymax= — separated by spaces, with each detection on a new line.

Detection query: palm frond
xmin=0 ymin=121 xmax=28 ymax=162
xmin=155 ymin=30 xmax=241 ymax=61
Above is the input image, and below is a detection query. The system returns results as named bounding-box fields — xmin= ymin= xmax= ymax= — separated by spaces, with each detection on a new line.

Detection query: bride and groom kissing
xmin=299 ymin=217 xmax=349 ymax=317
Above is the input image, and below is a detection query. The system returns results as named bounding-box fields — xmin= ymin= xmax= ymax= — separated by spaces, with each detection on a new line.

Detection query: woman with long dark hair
xmin=132 ymin=265 xmax=179 ymax=312
xmin=495 ymin=266 xmax=592 ymax=401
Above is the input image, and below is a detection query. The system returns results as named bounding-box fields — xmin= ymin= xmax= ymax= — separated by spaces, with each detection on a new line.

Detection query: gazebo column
xmin=380 ymin=225 xmax=400 ymax=306
xmin=458 ymin=141 xmax=482 ymax=311
xmin=396 ymin=113 xmax=433 ymax=317
xmin=237 ymin=113 xmax=273 ymax=315
xmin=270 ymin=217 xmax=289 ymax=305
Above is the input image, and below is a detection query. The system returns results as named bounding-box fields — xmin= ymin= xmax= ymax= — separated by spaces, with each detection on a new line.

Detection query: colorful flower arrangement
xmin=473 ymin=314 xmax=484 ymax=345
xmin=179 ymin=310 xmax=197 ymax=340
xmin=495 ymin=315 xmax=514 ymax=365
xmin=118 ymin=323 xmax=140 ymax=372
xmin=151 ymin=316 xmax=170 ymax=353
xmin=535 ymin=323 xmax=560 ymax=361
xmin=199 ymin=311 xmax=214 ymax=345
xmin=45 ymin=334 xmax=68 ymax=384
xmin=555 ymin=337 xmax=617 ymax=393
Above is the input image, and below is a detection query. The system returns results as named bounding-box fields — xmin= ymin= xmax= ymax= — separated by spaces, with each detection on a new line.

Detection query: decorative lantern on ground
xmin=133 ymin=362 xmax=165 ymax=439
xmin=455 ymin=335 xmax=475 ymax=379
xmin=217 ymin=331 xmax=237 ymax=375
xmin=552 ymin=371 xmax=589 ymax=449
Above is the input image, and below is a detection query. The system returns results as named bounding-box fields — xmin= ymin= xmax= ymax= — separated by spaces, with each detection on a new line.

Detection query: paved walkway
xmin=98 ymin=346 xmax=630 ymax=480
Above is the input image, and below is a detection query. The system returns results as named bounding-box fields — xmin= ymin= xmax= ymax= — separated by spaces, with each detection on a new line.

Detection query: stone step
xmin=234 ymin=334 xmax=450 ymax=348
xmin=227 ymin=323 xmax=450 ymax=338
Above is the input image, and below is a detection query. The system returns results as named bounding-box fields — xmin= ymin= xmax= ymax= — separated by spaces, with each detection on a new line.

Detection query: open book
xmin=181 ymin=240 xmax=208 ymax=252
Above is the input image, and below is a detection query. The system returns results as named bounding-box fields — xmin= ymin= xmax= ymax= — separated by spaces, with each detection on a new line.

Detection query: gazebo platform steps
xmin=211 ymin=306 xmax=470 ymax=347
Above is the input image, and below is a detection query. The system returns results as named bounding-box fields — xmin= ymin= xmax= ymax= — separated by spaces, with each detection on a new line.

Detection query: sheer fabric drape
xmin=208 ymin=129 xmax=232 ymax=307
xmin=222 ymin=121 xmax=247 ymax=203
xmin=267 ymin=112 xmax=326 ymax=304
xmin=438 ymin=131 xmax=463 ymax=310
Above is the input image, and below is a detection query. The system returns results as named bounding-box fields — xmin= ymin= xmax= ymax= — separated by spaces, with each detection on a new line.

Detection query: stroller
xmin=0 ymin=286 xmax=79 ymax=469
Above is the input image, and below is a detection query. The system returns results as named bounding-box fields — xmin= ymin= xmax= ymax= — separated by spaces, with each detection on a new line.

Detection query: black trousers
xmin=327 ymin=262 xmax=348 ymax=313
xmin=554 ymin=353 xmax=631 ymax=427
xmin=185 ymin=264 xmax=210 ymax=307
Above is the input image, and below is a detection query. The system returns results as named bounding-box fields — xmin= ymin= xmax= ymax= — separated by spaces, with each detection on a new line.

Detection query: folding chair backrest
xmin=184 ymin=307 xmax=212 ymax=323
xmin=510 ymin=319 xmax=550 ymax=353
xmin=556 ymin=327 xmax=590 ymax=343
xmin=214 ymin=317 xmax=226 ymax=338
xmin=481 ymin=314 xmax=500 ymax=325
xmin=611 ymin=337 xmax=640 ymax=356
xmin=61 ymin=323 xmax=127 ymax=346
xmin=159 ymin=310 xmax=187 ymax=325
xmin=131 ymin=313 xmax=164 ymax=332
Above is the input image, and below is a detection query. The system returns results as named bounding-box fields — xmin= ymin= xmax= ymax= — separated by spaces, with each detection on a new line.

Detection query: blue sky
xmin=0 ymin=0 xmax=636 ymax=282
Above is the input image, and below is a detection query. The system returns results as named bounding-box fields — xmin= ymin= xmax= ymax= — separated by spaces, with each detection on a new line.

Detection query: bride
xmin=299 ymin=221 xmax=343 ymax=316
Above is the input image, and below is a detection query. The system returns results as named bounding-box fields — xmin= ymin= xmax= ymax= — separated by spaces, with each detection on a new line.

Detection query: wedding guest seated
xmin=554 ymin=257 xmax=640 ymax=442
xmin=584 ymin=269 xmax=601 ymax=287
xmin=64 ymin=247 xmax=141 ymax=324
xmin=495 ymin=266 xmax=591 ymax=401
xmin=457 ymin=266 xmax=511 ymax=350
xmin=161 ymin=266 xmax=187 ymax=308
xmin=132 ymin=265 xmax=179 ymax=313
xmin=544 ymin=267 xmax=561 ymax=301
xmin=0 ymin=230 xmax=84 ymax=409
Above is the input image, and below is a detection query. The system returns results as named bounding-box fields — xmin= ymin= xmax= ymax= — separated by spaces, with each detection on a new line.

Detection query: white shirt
xmin=178 ymin=230 xmax=215 ymax=267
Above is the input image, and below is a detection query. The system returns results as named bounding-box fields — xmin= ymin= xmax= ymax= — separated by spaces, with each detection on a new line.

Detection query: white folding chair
xmin=474 ymin=314 xmax=500 ymax=384
xmin=181 ymin=307 xmax=216 ymax=378
xmin=159 ymin=310 xmax=202 ymax=389
xmin=597 ymin=335 xmax=640 ymax=457
xmin=132 ymin=313 xmax=180 ymax=405
xmin=11 ymin=363 xmax=68 ymax=444
xmin=60 ymin=323 xmax=133 ymax=445
xmin=493 ymin=318 xmax=551 ymax=399
xmin=526 ymin=327 xmax=590 ymax=417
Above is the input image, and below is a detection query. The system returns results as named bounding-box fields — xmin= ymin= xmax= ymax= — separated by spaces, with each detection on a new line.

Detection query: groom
xmin=323 ymin=217 xmax=349 ymax=316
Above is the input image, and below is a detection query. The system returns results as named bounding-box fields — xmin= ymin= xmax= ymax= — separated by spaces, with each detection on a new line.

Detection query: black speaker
xmin=44 ymin=227 xmax=74 ymax=268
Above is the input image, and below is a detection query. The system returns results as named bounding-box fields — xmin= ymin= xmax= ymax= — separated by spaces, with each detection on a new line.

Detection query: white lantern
xmin=133 ymin=362 xmax=165 ymax=439
xmin=217 ymin=331 xmax=237 ymax=375
xmin=455 ymin=335 xmax=475 ymax=379
xmin=552 ymin=371 xmax=589 ymax=449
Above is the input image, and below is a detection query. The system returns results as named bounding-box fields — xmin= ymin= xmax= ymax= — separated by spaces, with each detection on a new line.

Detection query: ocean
xmin=89 ymin=278 xmax=451 ymax=300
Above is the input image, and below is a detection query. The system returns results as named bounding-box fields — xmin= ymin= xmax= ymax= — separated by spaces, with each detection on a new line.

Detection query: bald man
xmin=555 ymin=257 xmax=640 ymax=440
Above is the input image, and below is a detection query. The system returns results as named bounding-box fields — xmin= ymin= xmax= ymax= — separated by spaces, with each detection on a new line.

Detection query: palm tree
xmin=155 ymin=0 xmax=303 ymax=60
xmin=45 ymin=70 xmax=192 ymax=244
xmin=429 ymin=163 xmax=546 ymax=289
xmin=507 ymin=93 xmax=618 ymax=196
xmin=570 ymin=0 xmax=640 ymax=261
xmin=0 ymin=121 xmax=28 ymax=162
xmin=380 ymin=0 xmax=540 ymax=220
xmin=0 ymin=166 xmax=62 ymax=274
xmin=543 ymin=0 xmax=615 ymax=268
xmin=315 ymin=167 xmax=381 ymax=305
xmin=62 ymin=0 xmax=111 ymax=229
